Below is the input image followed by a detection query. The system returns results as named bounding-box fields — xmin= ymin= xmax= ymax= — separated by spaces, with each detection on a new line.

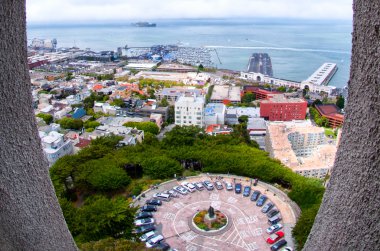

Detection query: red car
xmin=266 ymin=231 xmax=284 ymax=244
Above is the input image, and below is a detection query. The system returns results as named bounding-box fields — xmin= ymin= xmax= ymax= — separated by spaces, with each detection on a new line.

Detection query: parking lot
xmin=134 ymin=174 xmax=299 ymax=251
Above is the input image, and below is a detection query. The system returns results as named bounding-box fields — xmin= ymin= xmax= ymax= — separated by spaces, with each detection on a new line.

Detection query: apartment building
xmin=175 ymin=94 xmax=205 ymax=127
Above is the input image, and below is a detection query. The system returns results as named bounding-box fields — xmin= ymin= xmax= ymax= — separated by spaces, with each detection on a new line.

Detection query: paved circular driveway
xmin=135 ymin=174 xmax=298 ymax=251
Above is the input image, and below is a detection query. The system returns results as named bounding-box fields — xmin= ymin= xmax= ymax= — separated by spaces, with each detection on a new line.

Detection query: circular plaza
xmin=134 ymin=174 xmax=299 ymax=251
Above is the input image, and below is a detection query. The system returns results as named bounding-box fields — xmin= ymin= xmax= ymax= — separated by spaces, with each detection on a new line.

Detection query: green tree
xmin=75 ymin=195 xmax=136 ymax=243
xmin=242 ymin=92 xmax=256 ymax=103
xmin=142 ymin=156 xmax=183 ymax=179
xmin=84 ymin=120 xmax=100 ymax=129
xmin=238 ymin=115 xmax=249 ymax=124
xmin=110 ymin=98 xmax=125 ymax=107
xmin=76 ymin=159 xmax=131 ymax=192
xmin=336 ymin=95 xmax=345 ymax=109
xmin=277 ymin=86 xmax=287 ymax=92
xmin=123 ymin=122 xmax=159 ymax=135
xmin=160 ymin=97 xmax=169 ymax=107
xmin=79 ymin=237 xmax=148 ymax=251
xmin=58 ymin=117 xmax=83 ymax=130
xmin=36 ymin=113 xmax=53 ymax=124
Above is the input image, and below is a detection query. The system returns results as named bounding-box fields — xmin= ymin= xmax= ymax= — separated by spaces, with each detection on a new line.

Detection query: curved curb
xmin=188 ymin=212 xmax=233 ymax=236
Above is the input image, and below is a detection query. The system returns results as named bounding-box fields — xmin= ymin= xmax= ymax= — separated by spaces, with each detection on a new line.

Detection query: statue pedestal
xmin=204 ymin=214 xmax=217 ymax=228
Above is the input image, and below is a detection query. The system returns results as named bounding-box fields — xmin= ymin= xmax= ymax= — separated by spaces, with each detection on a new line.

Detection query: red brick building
xmin=243 ymin=86 xmax=280 ymax=100
xmin=260 ymin=94 xmax=307 ymax=121
xmin=315 ymin=104 xmax=344 ymax=128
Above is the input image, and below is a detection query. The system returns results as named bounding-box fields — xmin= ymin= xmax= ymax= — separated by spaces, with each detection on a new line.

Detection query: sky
xmin=26 ymin=0 xmax=353 ymax=23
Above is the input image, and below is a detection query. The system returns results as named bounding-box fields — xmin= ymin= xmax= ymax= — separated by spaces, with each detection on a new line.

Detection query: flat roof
xmin=305 ymin=63 xmax=337 ymax=86
xmin=315 ymin=104 xmax=344 ymax=119
xmin=260 ymin=94 xmax=306 ymax=104
xmin=210 ymin=85 xmax=241 ymax=102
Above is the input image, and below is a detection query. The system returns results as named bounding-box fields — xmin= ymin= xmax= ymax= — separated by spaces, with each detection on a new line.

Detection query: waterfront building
xmin=210 ymin=85 xmax=241 ymax=104
xmin=315 ymin=104 xmax=344 ymax=128
xmin=265 ymin=120 xmax=337 ymax=179
xmin=240 ymin=62 xmax=338 ymax=95
xmin=175 ymin=94 xmax=205 ymax=127
xmin=204 ymin=103 xmax=226 ymax=126
xmin=304 ymin=63 xmax=338 ymax=86
xmin=260 ymin=94 xmax=307 ymax=121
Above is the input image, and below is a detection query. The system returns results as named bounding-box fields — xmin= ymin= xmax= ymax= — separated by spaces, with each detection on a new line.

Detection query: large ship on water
xmin=132 ymin=22 xmax=156 ymax=27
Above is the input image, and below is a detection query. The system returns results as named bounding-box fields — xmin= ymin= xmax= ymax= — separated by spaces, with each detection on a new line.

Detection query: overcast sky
xmin=26 ymin=0 xmax=353 ymax=23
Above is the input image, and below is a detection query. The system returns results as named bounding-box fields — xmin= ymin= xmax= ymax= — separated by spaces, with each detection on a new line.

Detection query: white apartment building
xmin=175 ymin=94 xmax=205 ymax=127
xmin=39 ymin=131 xmax=73 ymax=166
xmin=204 ymin=103 xmax=226 ymax=126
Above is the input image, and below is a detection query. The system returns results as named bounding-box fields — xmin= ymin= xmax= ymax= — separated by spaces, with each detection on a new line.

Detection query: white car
xmin=166 ymin=190 xmax=179 ymax=198
xmin=181 ymin=182 xmax=196 ymax=192
xmin=194 ymin=182 xmax=205 ymax=191
xmin=225 ymin=182 xmax=233 ymax=190
xmin=135 ymin=218 xmax=154 ymax=226
xmin=266 ymin=223 xmax=283 ymax=234
xmin=173 ymin=186 xmax=188 ymax=195
xmin=146 ymin=234 xmax=164 ymax=248
xmin=139 ymin=231 xmax=156 ymax=242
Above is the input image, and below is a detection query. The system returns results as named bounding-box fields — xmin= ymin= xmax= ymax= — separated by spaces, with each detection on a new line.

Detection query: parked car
xmin=146 ymin=199 xmax=162 ymax=206
xmin=140 ymin=205 xmax=157 ymax=212
xmin=281 ymin=247 xmax=293 ymax=251
xmin=166 ymin=190 xmax=179 ymax=198
xmin=266 ymin=231 xmax=284 ymax=244
xmin=203 ymin=180 xmax=214 ymax=190
xmin=243 ymin=186 xmax=251 ymax=197
xmin=256 ymin=195 xmax=268 ymax=207
xmin=262 ymin=202 xmax=274 ymax=213
xmin=194 ymin=182 xmax=205 ymax=191
xmin=136 ymin=212 xmax=153 ymax=219
xmin=173 ymin=186 xmax=188 ymax=195
xmin=135 ymin=218 xmax=155 ymax=226
xmin=215 ymin=181 xmax=223 ymax=190
xmin=139 ymin=231 xmax=156 ymax=242
xmin=225 ymin=182 xmax=233 ymax=190
xmin=270 ymin=239 xmax=287 ymax=251
xmin=181 ymin=182 xmax=196 ymax=192
xmin=267 ymin=209 xmax=280 ymax=218
xmin=146 ymin=234 xmax=164 ymax=248
xmin=268 ymin=215 xmax=282 ymax=225
xmin=134 ymin=224 xmax=155 ymax=234
xmin=251 ymin=190 xmax=261 ymax=201
xmin=266 ymin=223 xmax=283 ymax=234
xmin=235 ymin=183 xmax=242 ymax=194
xmin=155 ymin=241 xmax=171 ymax=251
xmin=253 ymin=178 xmax=259 ymax=186
xmin=153 ymin=193 xmax=171 ymax=201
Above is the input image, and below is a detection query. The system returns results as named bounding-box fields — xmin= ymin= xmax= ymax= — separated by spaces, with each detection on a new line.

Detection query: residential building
xmin=226 ymin=107 xmax=260 ymax=125
xmin=175 ymin=94 xmax=205 ymax=127
xmin=210 ymin=85 xmax=241 ymax=104
xmin=156 ymin=87 xmax=202 ymax=105
xmin=260 ymin=94 xmax=307 ymax=121
xmin=204 ymin=103 xmax=226 ymax=126
xmin=205 ymin=124 xmax=233 ymax=136
xmin=265 ymin=121 xmax=337 ymax=179
xmin=39 ymin=131 xmax=74 ymax=166
xmin=315 ymin=104 xmax=344 ymax=128
xmin=150 ymin=113 xmax=163 ymax=129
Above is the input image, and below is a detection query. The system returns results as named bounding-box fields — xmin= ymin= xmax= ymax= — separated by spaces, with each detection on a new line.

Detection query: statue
xmin=208 ymin=206 xmax=215 ymax=218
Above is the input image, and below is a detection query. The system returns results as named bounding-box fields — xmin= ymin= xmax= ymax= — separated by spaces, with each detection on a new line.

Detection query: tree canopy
xmin=58 ymin=117 xmax=83 ymax=130
xmin=37 ymin=113 xmax=53 ymax=124
xmin=123 ymin=121 xmax=159 ymax=135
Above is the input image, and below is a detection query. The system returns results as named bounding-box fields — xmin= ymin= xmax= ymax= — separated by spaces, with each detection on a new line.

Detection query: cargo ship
xmin=132 ymin=22 xmax=156 ymax=27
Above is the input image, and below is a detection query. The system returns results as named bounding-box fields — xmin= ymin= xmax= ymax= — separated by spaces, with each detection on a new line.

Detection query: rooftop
xmin=267 ymin=121 xmax=337 ymax=171
xmin=205 ymin=103 xmax=226 ymax=116
xmin=260 ymin=94 xmax=306 ymax=104
xmin=305 ymin=63 xmax=337 ymax=86
xmin=315 ymin=104 xmax=344 ymax=119
xmin=210 ymin=85 xmax=241 ymax=102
